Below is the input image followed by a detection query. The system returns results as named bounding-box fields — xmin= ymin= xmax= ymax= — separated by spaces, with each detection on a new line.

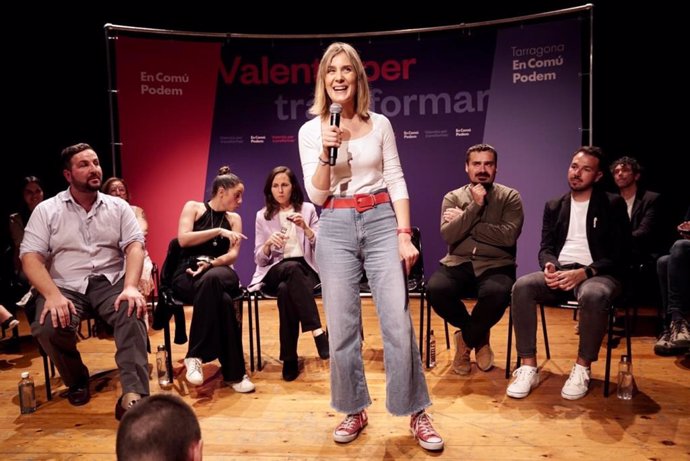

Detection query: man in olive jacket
xmin=427 ymin=143 xmax=524 ymax=376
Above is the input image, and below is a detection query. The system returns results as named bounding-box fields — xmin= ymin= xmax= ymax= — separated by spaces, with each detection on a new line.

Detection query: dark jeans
xmin=173 ymin=266 xmax=246 ymax=382
xmin=657 ymin=239 xmax=690 ymax=319
xmin=511 ymin=271 xmax=621 ymax=362
xmin=426 ymin=262 xmax=514 ymax=348
xmin=31 ymin=276 xmax=150 ymax=395
xmin=262 ymin=258 xmax=322 ymax=361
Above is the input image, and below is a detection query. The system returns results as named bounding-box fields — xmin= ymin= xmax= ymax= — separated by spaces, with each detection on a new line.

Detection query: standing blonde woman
xmin=298 ymin=42 xmax=443 ymax=451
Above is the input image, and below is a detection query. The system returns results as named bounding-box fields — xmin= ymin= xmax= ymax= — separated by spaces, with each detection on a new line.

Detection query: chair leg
xmin=418 ymin=290 xmax=425 ymax=361
xmin=425 ymin=301 xmax=432 ymax=368
xmin=540 ymin=304 xmax=551 ymax=360
xmin=40 ymin=347 xmax=52 ymax=401
xmin=506 ymin=307 xmax=513 ymax=379
xmin=604 ymin=306 xmax=615 ymax=397
xmin=624 ymin=304 xmax=632 ymax=361
xmin=248 ymin=294 xmax=256 ymax=373
xmin=254 ymin=294 xmax=262 ymax=371
xmin=163 ymin=319 xmax=173 ymax=384
xmin=444 ymin=320 xmax=450 ymax=350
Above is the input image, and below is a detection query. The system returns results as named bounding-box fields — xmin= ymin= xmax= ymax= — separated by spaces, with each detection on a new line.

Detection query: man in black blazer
xmin=611 ymin=156 xmax=662 ymax=265
xmin=506 ymin=146 xmax=631 ymax=401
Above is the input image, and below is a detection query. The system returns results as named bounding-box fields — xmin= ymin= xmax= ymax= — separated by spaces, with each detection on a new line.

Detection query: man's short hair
xmin=610 ymin=156 xmax=641 ymax=175
xmin=61 ymin=143 xmax=93 ymax=170
xmin=574 ymin=145 xmax=606 ymax=172
xmin=466 ymin=143 xmax=498 ymax=164
xmin=116 ymin=394 xmax=201 ymax=461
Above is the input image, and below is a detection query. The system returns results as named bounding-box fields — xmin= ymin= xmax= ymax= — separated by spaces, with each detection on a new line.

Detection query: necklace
xmin=211 ymin=207 xmax=225 ymax=247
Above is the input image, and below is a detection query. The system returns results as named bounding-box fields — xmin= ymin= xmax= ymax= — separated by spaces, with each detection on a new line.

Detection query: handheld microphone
xmin=328 ymin=103 xmax=342 ymax=166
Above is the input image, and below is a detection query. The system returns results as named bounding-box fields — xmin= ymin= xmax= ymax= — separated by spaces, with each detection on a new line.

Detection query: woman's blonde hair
xmin=309 ymin=42 xmax=370 ymax=121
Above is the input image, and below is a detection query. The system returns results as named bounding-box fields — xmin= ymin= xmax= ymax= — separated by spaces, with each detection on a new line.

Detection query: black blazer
xmin=629 ymin=188 xmax=661 ymax=262
xmin=538 ymin=187 xmax=631 ymax=278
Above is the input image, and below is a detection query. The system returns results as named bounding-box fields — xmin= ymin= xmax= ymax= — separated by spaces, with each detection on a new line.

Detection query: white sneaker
xmin=561 ymin=363 xmax=591 ymax=400
xmin=669 ymin=318 xmax=690 ymax=348
xmin=230 ymin=374 xmax=255 ymax=393
xmin=184 ymin=357 xmax=204 ymax=385
xmin=506 ymin=365 xmax=539 ymax=399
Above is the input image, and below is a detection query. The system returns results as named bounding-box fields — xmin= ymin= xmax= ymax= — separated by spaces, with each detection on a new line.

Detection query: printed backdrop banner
xmin=115 ymin=15 xmax=584 ymax=284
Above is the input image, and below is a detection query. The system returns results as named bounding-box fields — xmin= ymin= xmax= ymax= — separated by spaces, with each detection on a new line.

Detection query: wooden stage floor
xmin=1 ymin=298 xmax=688 ymax=460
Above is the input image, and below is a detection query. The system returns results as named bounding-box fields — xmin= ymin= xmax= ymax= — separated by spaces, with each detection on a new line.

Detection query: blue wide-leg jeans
xmin=316 ymin=203 xmax=431 ymax=416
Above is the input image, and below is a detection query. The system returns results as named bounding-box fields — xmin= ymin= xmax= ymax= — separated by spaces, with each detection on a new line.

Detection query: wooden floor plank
xmin=1 ymin=300 xmax=689 ymax=460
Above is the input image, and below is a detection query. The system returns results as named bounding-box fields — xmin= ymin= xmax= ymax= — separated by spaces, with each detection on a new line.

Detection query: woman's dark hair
xmin=18 ymin=176 xmax=44 ymax=223
xmin=23 ymin=176 xmax=42 ymax=189
xmin=263 ymin=166 xmax=304 ymax=220
xmin=212 ymin=166 xmax=243 ymax=197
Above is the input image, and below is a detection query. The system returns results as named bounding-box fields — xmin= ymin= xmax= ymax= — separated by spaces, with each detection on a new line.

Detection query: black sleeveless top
xmin=178 ymin=202 xmax=233 ymax=268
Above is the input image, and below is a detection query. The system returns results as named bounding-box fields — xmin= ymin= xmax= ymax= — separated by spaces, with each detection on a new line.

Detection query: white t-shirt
xmin=625 ymin=195 xmax=634 ymax=218
xmin=558 ymin=198 xmax=593 ymax=266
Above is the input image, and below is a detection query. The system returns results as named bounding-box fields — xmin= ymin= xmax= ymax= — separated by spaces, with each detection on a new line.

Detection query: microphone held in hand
xmin=328 ymin=103 xmax=342 ymax=166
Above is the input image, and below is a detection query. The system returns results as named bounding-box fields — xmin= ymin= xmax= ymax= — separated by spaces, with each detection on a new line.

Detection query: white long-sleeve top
xmin=298 ymin=112 xmax=409 ymax=206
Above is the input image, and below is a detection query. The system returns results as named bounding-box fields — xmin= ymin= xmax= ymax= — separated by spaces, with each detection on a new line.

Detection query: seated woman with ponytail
xmin=171 ymin=166 xmax=254 ymax=393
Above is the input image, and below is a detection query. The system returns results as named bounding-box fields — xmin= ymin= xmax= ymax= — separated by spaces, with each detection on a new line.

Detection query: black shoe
xmin=1 ymin=315 xmax=19 ymax=330
xmin=67 ymin=384 xmax=91 ymax=406
xmin=115 ymin=394 xmax=142 ymax=421
xmin=282 ymin=359 xmax=299 ymax=381
xmin=315 ymin=331 xmax=330 ymax=359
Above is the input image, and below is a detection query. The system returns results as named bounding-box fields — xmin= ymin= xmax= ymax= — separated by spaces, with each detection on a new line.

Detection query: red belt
xmin=323 ymin=191 xmax=390 ymax=213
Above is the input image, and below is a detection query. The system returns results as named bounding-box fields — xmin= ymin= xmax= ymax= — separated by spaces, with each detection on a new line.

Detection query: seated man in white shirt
xmin=506 ymin=146 xmax=631 ymax=401
xmin=21 ymin=142 xmax=149 ymax=420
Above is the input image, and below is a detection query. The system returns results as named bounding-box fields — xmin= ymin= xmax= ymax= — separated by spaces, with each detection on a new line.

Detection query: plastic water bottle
xmin=616 ymin=355 xmax=633 ymax=400
xmin=18 ymin=371 xmax=37 ymax=414
xmin=156 ymin=345 xmax=171 ymax=388
xmin=429 ymin=330 xmax=437 ymax=368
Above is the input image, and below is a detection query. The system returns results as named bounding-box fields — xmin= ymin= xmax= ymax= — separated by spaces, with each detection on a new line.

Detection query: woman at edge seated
xmin=1 ymin=304 xmax=20 ymax=330
xmin=102 ymin=177 xmax=154 ymax=298
xmin=172 ymin=166 xmax=254 ymax=393
xmin=250 ymin=166 xmax=329 ymax=382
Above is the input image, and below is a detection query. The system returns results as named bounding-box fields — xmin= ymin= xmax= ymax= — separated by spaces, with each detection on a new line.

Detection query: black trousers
xmin=173 ymin=266 xmax=245 ymax=382
xmin=262 ymin=258 xmax=321 ymax=361
xmin=426 ymin=262 xmax=515 ymax=348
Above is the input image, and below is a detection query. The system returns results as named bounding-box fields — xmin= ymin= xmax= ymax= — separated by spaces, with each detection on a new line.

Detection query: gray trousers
xmin=31 ymin=276 xmax=150 ymax=396
xmin=511 ymin=271 xmax=621 ymax=362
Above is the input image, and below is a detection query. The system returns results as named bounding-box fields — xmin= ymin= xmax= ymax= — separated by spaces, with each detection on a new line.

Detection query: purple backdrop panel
xmin=201 ymin=17 xmax=583 ymax=283
xmin=484 ymin=17 xmax=582 ymax=275
xmin=206 ymin=33 xmax=496 ymax=282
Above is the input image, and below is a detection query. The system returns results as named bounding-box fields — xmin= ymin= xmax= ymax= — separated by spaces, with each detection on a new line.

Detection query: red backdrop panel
xmin=116 ymin=37 xmax=222 ymax=265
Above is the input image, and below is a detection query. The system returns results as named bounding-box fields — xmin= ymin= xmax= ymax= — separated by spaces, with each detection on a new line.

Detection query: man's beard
xmin=73 ymin=177 xmax=101 ymax=193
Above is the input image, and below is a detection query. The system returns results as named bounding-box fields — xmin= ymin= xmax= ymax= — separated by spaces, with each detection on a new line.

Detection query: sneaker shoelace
xmin=413 ymin=413 xmax=440 ymax=441
xmin=512 ymin=367 xmax=534 ymax=383
xmin=672 ymin=319 xmax=690 ymax=338
xmin=188 ymin=359 xmax=202 ymax=375
xmin=337 ymin=414 xmax=362 ymax=433
xmin=568 ymin=366 xmax=589 ymax=386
